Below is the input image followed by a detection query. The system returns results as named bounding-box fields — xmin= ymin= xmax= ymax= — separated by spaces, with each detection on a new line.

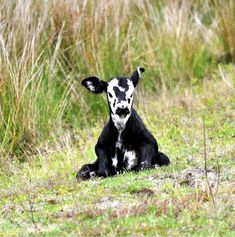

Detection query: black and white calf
xmin=76 ymin=67 xmax=170 ymax=180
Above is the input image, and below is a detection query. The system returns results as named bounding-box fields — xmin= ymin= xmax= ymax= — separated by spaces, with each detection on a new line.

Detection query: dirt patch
xmin=57 ymin=197 xmax=148 ymax=220
xmin=176 ymin=167 xmax=219 ymax=189
xmin=96 ymin=196 xmax=126 ymax=209
xmin=149 ymin=166 xmax=233 ymax=192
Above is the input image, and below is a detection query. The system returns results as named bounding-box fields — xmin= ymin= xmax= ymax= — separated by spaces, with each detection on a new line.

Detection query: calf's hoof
xmin=76 ymin=165 xmax=92 ymax=180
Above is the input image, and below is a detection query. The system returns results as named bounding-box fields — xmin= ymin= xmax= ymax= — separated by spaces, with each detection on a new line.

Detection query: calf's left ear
xmin=81 ymin=77 xmax=107 ymax=94
xmin=130 ymin=66 xmax=145 ymax=87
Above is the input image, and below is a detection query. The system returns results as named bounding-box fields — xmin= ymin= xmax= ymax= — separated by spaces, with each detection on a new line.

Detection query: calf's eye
xmin=108 ymin=92 xmax=113 ymax=98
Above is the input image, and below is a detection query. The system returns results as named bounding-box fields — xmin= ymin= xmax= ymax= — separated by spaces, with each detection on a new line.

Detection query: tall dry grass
xmin=0 ymin=0 xmax=233 ymax=158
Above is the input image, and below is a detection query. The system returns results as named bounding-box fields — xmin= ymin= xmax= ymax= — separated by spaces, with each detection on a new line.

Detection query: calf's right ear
xmin=81 ymin=77 xmax=107 ymax=94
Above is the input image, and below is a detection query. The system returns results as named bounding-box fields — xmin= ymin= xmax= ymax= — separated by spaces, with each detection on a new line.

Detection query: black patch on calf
xmin=118 ymin=77 xmax=129 ymax=90
xmin=113 ymin=99 xmax=116 ymax=108
xmin=113 ymin=87 xmax=126 ymax=101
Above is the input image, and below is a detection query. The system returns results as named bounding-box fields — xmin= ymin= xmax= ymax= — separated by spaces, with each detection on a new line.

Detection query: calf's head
xmin=81 ymin=67 xmax=145 ymax=129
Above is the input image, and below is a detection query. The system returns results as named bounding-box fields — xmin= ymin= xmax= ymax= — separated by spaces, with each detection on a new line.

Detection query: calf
xmin=76 ymin=67 xmax=170 ymax=180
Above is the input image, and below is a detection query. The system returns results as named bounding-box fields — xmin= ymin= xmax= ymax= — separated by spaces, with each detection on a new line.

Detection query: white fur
xmin=124 ymin=150 xmax=137 ymax=170
xmin=116 ymin=130 xmax=123 ymax=148
xmin=137 ymin=66 xmax=141 ymax=76
xmin=86 ymin=81 xmax=96 ymax=92
xmin=89 ymin=171 xmax=96 ymax=177
xmin=112 ymin=129 xmax=123 ymax=168
xmin=117 ymin=100 xmax=129 ymax=109
xmin=112 ymin=157 xmax=118 ymax=168
xmin=107 ymin=78 xmax=125 ymax=92
xmin=111 ymin=113 xmax=130 ymax=130
xmin=137 ymin=66 xmax=144 ymax=76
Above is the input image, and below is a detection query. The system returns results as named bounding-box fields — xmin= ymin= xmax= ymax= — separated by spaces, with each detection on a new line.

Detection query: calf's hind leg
xmin=76 ymin=160 xmax=98 ymax=180
xmin=155 ymin=152 xmax=170 ymax=166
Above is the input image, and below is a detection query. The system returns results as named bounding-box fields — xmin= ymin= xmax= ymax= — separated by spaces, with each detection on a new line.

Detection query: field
xmin=0 ymin=0 xmax=234 ymax=236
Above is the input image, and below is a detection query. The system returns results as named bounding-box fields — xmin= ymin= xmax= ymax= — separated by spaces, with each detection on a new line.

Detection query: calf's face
xmin=81 ymin=67 xmax=145 ymax=129
xmin=107 ymin=77 xmax=134 ymax=117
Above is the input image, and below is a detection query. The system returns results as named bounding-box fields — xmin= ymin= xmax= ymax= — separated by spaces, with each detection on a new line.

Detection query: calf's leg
xmin=76 ymin=160 xmax=98 ymax=180
xmin=155 ymin=152 xmax=170 ymax=166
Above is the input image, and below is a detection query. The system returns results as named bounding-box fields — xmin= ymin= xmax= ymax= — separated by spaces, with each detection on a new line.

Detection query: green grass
xmin=0 ymin=77 xmax=234 ymax=236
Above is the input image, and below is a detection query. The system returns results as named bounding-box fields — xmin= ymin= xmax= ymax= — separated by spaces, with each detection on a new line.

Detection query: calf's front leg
xmin=95 ymin=144 xmax=112 ymax=178
xmin=76 ymin=160 xmax=98 ymax=180
xmin=136 ymin=143 xmax=155 ymax=171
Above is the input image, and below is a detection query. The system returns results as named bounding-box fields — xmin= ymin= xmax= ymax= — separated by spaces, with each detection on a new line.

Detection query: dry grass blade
xmin=202 ymin=115 xmax=215 ymax=204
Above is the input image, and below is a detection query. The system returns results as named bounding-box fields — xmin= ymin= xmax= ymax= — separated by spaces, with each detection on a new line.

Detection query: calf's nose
xmin=116 ymin=107 xmax=130 ymax=116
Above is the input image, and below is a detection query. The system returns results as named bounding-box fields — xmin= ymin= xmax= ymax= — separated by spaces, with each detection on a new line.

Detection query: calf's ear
xmin=130 ymin=66 xmax=145 ymax=87
xmin=81 ymin=77 xmax=107 ymax=94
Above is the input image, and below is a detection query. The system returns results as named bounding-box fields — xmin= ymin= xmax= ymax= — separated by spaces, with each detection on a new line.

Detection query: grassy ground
xmin=0 ymin=0 xmax=235 ymax=236
xmin=0 ymin=78 xmax=234 ymax=236
xmin=0 ymin=0 xmax=235 ymax=156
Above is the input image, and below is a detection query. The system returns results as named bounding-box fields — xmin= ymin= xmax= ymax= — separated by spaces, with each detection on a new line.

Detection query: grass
xmin=0 ymin=0 xmax=234 ymax=156
xmin=0 ymin=0 xmax=235 ymax=236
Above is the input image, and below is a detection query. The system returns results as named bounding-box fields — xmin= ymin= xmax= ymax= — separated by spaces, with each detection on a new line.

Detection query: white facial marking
xmin=118 ymin=87 xmax=125 ymax=92
xmin=124 ymin=150 xmax=137 ymax=170
xmin=107 ymin=78 xmax=135 ymax=129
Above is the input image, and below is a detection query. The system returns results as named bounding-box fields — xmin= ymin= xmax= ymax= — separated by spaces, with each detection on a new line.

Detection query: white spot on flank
xmin=124 ymin=150 xmax=137 ymax=170
xmin=112 ymin=157 xmax=118 ymax=168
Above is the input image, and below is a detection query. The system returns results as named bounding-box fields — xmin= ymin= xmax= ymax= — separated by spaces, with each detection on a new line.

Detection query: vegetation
xmin=0 ymin=0 xmax=234 ymax=236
